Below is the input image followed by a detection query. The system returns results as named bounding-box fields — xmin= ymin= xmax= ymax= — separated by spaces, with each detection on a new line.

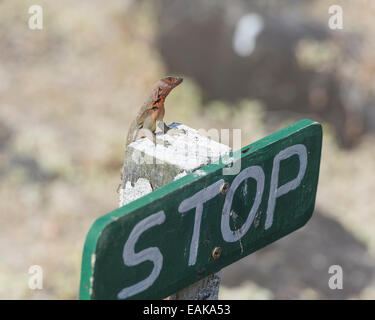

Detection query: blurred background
xmin=0 ymin=0 xmax=375 ymax=299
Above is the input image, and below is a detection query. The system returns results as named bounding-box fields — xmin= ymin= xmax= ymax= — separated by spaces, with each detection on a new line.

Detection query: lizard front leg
xmin=157 ymin=120 xmax=187 ymax=136
xmin=157 ymin=120 xmax=170 ymax=134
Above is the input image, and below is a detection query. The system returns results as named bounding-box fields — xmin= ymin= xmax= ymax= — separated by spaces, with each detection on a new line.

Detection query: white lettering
xmin=265 ymin=144 xmax=308 ymax=230
xmin=117 ymin=211 xmax=165 ymax=299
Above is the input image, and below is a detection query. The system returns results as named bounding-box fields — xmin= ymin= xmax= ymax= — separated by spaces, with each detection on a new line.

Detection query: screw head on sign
xmin=212 ymin=247 xmax=222 ymax=260
xmin=220 ymin=182 xmax=230 ymax=195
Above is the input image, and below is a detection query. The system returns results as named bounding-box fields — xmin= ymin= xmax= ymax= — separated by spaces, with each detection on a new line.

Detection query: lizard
xmin=125 ymin=76 xmax=183 ymax=147
xmin=118 ymin=76 xmax=183 ymax=193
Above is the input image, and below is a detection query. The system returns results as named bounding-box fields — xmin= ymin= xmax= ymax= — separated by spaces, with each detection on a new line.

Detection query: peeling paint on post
xmin=121 ymin=123 xmax=230 ymax=300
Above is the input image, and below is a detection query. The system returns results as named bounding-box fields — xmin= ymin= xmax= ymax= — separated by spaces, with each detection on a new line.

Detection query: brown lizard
xmin=125 ymin=76 xmax=183 ymax=147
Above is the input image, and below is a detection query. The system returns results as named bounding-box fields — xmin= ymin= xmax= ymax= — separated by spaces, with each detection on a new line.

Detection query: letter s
xmin=117 ymin=211 xmax=165 ymax=299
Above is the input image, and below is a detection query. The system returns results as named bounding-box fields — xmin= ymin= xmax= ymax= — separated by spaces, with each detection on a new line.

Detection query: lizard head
xmin=161 ymin=76 xmax=183 ymax=87
xmin=157 ymin=76 xmax=183 ymax=99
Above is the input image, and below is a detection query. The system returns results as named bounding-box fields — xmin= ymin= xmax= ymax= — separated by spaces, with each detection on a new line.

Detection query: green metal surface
xmin=79 ymin=119 xmax=322 ymax=300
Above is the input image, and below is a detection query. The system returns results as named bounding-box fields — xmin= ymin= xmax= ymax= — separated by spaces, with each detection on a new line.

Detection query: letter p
xmin=265 ymin=144 xmax=308 ymax=230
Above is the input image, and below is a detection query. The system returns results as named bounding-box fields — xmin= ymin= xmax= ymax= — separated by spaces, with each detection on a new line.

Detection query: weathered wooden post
xmin=119 ymin=123 xmax=231 ymax=299
xmin=79 ymin=119 xmax=322 ymax=300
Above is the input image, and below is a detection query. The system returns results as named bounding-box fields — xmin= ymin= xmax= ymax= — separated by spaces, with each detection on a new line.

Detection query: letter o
xmin=221 ymin=166 xmax=265 ymax=242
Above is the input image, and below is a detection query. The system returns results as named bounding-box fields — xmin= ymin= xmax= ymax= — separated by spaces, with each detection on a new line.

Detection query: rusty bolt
xmin=220 ymin=182 xmax=230 ymax=195
xmin=212 ymin=247 xmax=222 ymax=260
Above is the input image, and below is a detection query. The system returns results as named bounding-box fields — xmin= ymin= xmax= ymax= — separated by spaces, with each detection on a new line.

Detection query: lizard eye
xmin=152 ymin=106 xmax=159 ymax=111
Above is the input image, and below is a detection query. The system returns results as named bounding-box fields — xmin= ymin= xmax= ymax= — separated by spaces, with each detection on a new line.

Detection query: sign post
xmin=79 ymin=119 xmax=322 ymax=300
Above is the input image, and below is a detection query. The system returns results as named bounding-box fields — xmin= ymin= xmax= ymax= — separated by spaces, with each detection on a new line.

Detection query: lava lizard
xmin=118 ymin=76 xmax=183 ymax=193
xmin=125 ymin=76 xmax=183 ymax=147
